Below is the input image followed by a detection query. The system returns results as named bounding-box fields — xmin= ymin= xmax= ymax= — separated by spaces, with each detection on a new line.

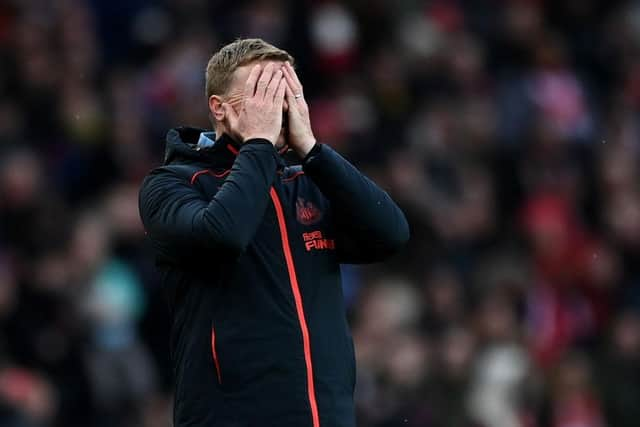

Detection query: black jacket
xmin=138 ymin=127 xmax=409 ymax=427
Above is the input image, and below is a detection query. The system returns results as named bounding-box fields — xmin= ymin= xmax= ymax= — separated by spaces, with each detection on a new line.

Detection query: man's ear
xmin=209 ymin=95 xmax=225 ymax=123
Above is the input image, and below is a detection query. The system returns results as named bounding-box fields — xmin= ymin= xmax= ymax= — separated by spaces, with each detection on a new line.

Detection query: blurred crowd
xmin=1 ymin=0 xmax=640 ymax=426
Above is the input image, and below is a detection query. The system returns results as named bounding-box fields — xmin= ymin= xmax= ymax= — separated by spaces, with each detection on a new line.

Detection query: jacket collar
xmin=163 ymin=127 xmax=241 ymax=167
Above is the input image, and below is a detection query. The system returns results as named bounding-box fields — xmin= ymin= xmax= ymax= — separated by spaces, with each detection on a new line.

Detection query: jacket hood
xmin=163 ymin=126 xmax=299 ymax=167
xmin=163 ymin=127 xmax=240 ymax=166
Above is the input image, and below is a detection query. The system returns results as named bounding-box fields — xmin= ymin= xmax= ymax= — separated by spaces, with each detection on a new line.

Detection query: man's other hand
xmin=282 ymin=62 xmax=316 ymax=158
xmin=223 ymin=63 xmax=287 ymax=145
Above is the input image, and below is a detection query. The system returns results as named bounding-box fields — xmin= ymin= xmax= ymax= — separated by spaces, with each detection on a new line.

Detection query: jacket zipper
xmin=211 ymin=326 xmax=222 ymax=383
xmin=269 ymin=187 xmax=320 ymax=427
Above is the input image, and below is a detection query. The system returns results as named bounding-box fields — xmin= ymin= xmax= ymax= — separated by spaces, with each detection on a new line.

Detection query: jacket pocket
xmin=211 ymin=325 xmax=222 ymax=384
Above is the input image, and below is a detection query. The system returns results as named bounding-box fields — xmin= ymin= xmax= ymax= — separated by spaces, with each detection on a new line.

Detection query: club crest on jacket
xmin=296 ymin=198 xmax=322 ymax=225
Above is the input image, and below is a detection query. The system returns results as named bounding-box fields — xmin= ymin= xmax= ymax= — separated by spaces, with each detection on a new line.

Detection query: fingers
xmin=284 ymin=83 xmax=298 ymax=114
xmin=282 ymin=66 xmax=300 ymax=99
xmin=264 ymin=69 xmax=283 ymax=102
xmin=284 ymin=62 xmax=303 ymax=93
xmin=274 ymin=78 xmax=287 ymax=111
xmin=244 ymin=64 xmax=262 ymax=98
xmin=255 ymin=63 xmax=276 ymax=100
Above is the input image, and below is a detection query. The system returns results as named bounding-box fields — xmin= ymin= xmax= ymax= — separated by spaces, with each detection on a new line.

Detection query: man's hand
xmin=223 ymin=63 xmax=287 ymax=145
xmin=282 ymin=62 xmax=316 ymax=157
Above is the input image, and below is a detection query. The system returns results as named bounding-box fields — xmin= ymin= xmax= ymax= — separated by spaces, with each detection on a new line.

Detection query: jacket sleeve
xmin=139 ymin=140 xmax=278 ymax=258
xmin=302 ymin=144 xmax=410 ymax=264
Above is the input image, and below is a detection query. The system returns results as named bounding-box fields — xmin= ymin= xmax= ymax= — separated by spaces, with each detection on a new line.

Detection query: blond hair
xmin=205 ymin=38 xmax=294 ymax=98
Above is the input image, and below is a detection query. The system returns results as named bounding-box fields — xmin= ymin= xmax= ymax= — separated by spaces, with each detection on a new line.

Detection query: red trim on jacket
xmin=282 ymin=171 xmax=305 ymax=182
xmin=269 ymin=187 xmax=320 ymax=427
xmin=190 ymin=169 xmax=231 ymax=184
xmin=211 ymin=327 xmax=222 ymax=383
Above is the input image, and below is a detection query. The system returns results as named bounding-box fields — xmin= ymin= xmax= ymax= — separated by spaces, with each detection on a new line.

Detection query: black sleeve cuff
xmin=302 ymin=143 xmax=322 ymax=166
xmin=243 ymin=138 xmax=275 ymax=147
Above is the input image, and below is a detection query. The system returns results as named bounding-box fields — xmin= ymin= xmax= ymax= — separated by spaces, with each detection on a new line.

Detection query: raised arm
xmin=281 ymin=62 xmax=409 ymax=263
xmin=303 ymin=144 xmax=410 ymax=263
xmin=139 ymin=63 xmax=288 ymax=260
xmin=139 ymin=140 xmax=278 ymax=258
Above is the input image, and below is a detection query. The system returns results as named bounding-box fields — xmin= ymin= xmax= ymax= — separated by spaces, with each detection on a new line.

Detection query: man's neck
xmin=214 ymin=126 xmax=241 ymax=144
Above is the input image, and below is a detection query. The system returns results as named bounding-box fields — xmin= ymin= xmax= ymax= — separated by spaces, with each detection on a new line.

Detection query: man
xmin=138 ymin=38 xmax=409 ymax=427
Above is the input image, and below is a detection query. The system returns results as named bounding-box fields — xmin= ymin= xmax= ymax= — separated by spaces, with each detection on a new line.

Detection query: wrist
xmin=302 ymin=142 xmax=322 ymax=165
xmin=292 ymin=137 xmax=317 ymax=158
